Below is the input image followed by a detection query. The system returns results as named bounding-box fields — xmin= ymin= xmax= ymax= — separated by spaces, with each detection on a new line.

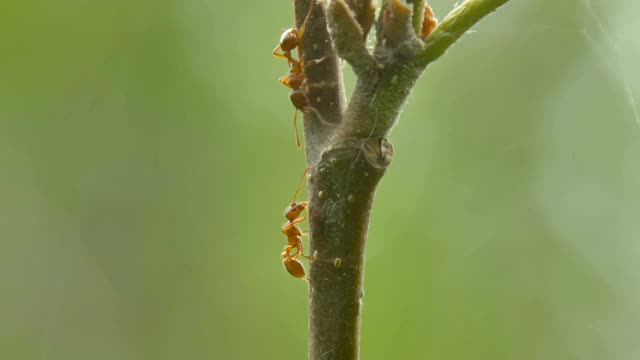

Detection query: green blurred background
xmin=1 ymin=0 xmax=639 ymax=359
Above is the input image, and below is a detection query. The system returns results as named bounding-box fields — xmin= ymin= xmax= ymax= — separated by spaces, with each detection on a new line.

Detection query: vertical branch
xmin=294 ymin=0 xmax=346 ymax=165
xmin=308 ymin=138 xmax=393 ymax=360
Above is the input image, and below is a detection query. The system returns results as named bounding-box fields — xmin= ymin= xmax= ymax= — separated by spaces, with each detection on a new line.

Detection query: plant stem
xmin=290 ymin=1 xmax=514 ymax=359
xmin=308 ymin=138 xmax=392 ymax=360
xmin=294 ymin=0 xmax=346 ymax=165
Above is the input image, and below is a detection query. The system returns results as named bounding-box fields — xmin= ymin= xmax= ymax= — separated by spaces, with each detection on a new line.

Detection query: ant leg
xmin=298 ymin=0 xmax=316 ymax=40
xmin=291 ymin=241 xmax=314 ymax=261
xmin=291 ymin=247 xmax=302 ymax=260
xmin=272 ymin=45 xmax=287 ymax=59
xmin=278 ymin=75 xmax=291 ymax=87
xmin=293 ymin=109 xmax=302 ymax=149
xmin=301 ymin=250 xmax=314 ymax=261
xmin=299 ymin=245 xmax=314 ymax=261
xmin=304 ymin=55 xmax=329 ymax=68
xmin=289 ymin=214 xmax=308 ymax=226
xmin=303 ymin=106 xmax=333 ymax=127
xmin=292 ymin=169 xmax=311 ymax=203
xmin=283 ymin=245 xmax=299 ymax=258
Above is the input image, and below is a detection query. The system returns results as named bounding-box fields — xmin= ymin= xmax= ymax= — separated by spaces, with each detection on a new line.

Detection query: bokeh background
xmin=1 ymin=0 xmax=639 ymax=359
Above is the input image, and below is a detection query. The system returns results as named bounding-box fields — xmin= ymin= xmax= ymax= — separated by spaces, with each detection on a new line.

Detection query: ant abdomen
xmin=283 ymin=256 xmax=307 ymax=279
xmin=290 ymin=90 xmax=311 ymax=111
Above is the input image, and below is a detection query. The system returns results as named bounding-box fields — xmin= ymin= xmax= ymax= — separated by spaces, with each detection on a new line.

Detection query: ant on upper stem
xmin=281 ymin=168 xmax=314 ymax=280
xmin=273 ymin=0 xmax=329 ymax=148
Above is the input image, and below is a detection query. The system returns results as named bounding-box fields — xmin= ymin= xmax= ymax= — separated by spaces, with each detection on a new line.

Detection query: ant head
xmin=279 ymin=28 xmax=300 ymax=52
xmin=284 ymin=201 xmax=308 ymax=221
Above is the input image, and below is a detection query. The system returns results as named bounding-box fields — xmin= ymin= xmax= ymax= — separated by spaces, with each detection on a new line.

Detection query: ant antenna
xmin=298 ymin=0 xmax=316 ymax=42
xmin=293 ymin=110 xmax=301 ymax=149
xmin=292 ymin=167 xmax=311 ymax=203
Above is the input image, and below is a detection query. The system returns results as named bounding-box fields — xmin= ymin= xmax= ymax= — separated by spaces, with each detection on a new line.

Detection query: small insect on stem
xmin=273 ymin=0 xmax=328 ymax=149
xmin=280 ymin=168 xmax=314 ymax=280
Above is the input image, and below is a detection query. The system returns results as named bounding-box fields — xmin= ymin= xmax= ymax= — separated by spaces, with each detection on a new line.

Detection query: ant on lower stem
xmin=273 ymin=0 xmax=328 ymax=148
xmin=281 ymin=168 xmax=314 ymax=280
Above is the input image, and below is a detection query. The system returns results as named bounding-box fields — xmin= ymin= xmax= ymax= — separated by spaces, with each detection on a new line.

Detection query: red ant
xmin=273 ymin=0 xmax=328 ymax=148
xmin=281 ymin=168 xmax=314 ymax=280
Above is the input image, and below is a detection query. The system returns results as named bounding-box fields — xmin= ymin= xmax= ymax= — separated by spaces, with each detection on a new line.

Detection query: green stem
xmin=419 ymin=0 xmax=511 ymax=65
xmin=412 ymin=0 xmax=425 ymax=35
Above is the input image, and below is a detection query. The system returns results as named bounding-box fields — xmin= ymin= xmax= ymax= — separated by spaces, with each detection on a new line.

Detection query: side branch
xmin=418 ymin=0 xmax=511 ymax=65
xmin=344 ymin=0 xmax=376 ymax=39
xmin=411 ymin=0 xmax=426 ymax=35
xmin=326 ymin=0 xmax=380 ymax=79
xmin=340 ymin=0 xmax=512 ymax=140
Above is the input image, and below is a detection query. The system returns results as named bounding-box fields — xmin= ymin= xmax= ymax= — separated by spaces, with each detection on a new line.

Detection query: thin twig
xmin=418 ymin=0 xmax=511 ymax=65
